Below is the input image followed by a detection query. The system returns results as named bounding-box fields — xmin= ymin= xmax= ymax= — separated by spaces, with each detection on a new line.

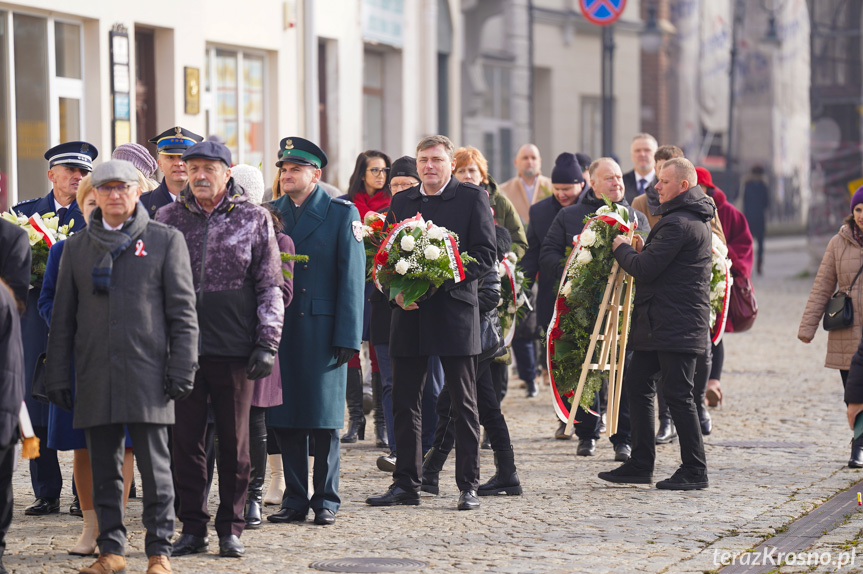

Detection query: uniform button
xmin=301 ymin=288 xmax=307 ymax=294
xmin=299 ymin=312 xmax=305 ymax=318
xmin=303 ymin=264 xmax=308 ymax=270
xmin=422 ymin=197 xmax=429 ymax=203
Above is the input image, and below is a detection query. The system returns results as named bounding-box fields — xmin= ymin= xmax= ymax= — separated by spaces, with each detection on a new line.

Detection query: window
xmin=363 ymin=50 xmax=384 ymax=152
xmin=580 ymin=96 xmax=603 ymax=161
xmin=204 ymin=47 xmax=266 ymax=167
xmin=2 ymin=12 xmax=84 ymax=207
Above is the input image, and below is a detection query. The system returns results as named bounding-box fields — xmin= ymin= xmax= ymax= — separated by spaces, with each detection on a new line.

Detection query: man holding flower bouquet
xmin=366 ymin=136 xmax=496 ymax=511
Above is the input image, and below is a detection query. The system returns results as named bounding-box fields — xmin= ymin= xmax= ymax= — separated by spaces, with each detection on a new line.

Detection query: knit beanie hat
xmin=575 ymin=152 xmax=592 ymax=172
xmin=112 ymin=143 xmax=158 ymax=179
xmin=551 ymin=153 xmax=584 ymax=185
xmin=231 ymin=164 xmax=265 ymax=205
xmin=852 ymin=185 xmax=863 ymax=211
xmin=391 ymin=155 xmax=419 ymax=181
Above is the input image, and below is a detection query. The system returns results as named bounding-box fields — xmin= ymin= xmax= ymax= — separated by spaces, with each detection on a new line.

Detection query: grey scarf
xmin=87 ymin=203 xmax=149 ymax=294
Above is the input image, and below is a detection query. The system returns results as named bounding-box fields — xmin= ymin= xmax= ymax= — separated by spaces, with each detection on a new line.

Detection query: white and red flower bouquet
xmin=2 ymin=210 xmax=74 ymax=288
xmin=372 ymin=214 xmax=475 ymax=307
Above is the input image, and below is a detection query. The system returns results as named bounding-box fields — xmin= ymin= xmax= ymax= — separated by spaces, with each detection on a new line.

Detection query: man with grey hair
xmin=500 ymin=143 xmax=553 ymax=224
xmin=46 ymin=159 xmax=199 ymax=574
xmin=366 ymin=135 xmax=497 ymax=511
xmin=599 ymin=157 xmax=714 ymax=491
xmin=623 ymin=133 xmax=659 ymax=204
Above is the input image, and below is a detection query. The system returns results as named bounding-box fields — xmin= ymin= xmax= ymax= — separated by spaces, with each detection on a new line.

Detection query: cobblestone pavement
xmin=6 ymin=237 xmax=863 ymax=574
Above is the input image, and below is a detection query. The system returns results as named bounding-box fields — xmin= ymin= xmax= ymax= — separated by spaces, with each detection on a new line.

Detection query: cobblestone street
xmin=6 ymin=236 xmax=863 ymax=573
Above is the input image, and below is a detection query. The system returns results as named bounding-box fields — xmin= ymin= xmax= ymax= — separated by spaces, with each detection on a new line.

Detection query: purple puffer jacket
xmin=156 ymin=179 xmax=284 ymax=357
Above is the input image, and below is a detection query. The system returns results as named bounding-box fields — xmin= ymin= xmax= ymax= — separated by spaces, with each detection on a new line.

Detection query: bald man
xmin=499 ymin=144 xmax=553 ymax=224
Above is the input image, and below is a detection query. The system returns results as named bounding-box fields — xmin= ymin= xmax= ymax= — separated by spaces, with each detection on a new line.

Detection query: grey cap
xmin=91 ymin=160 xmax=139 ymax=188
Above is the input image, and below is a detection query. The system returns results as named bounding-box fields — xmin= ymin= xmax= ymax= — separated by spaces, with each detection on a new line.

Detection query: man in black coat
xmin=366 ymin=135 xmax=496 ymax=511
xmin=540 ymin=157 xmax=649 ymax=458
xmin=522 ymin=153 xmax=586 ymax=398
xmin=0 ymin=219 xmax=31 ymax=309
xmin=599 ymin=157 xmax=714 ymax=490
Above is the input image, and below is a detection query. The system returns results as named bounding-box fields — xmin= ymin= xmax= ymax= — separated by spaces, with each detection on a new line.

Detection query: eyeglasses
xmin=95 ymin=184 xmax=135 ymax=196
xmin=367 ymin=167 xmax=390 ymax=176
xmin=390 ymin=182 xmax=416 ymax=192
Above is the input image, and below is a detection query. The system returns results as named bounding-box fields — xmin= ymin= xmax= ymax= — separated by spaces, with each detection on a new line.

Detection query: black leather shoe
xmin=655 ymin=419 xmax=677 ymax=444
xmin=698 ymin=406 xmax=713 ymax=435
xmin=24 ymin=497 xmax=60 ymax=516
xmin=481 ymin=431 xmax=491 ymax=450
xmin=69 ymin=495 xmax=82 ymax=517
xmin=849 ymin=445 xmax=863 ymax=468
xmin=576 ymin=438 xmax=596 ymax=456
xmin=554 ymin=421 xmax=573 ymax=440
xmin=655 ymin=466 xmax=708 ymax=490
xmin=365 ymin=484 xmax=420 ymax=506
xmin=171 ymin=533 xmax=209 ymax=556
xmin=267 ymin=507 xmax=307 ymax=523
xmin=376 ymin=452 xmax=396 ymax=473
xmin=313 ymin=508 xmax=336 ymax=525
xmin=526 ymin=381 xmax=539 ymax=398
xmin=598 ymin=462 xmax=653 ymax=484
xmin=218 ymin=534 xmax=245 ymax=558
xmin=244 ymin=499 xmax=262 ymax=529
xmin=457 ymin=489 xmax=480 ymax=510
xmin=613 ymin=443 xmax=631 ymax=462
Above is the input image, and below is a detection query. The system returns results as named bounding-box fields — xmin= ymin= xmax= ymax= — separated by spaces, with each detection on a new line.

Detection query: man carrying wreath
xmin=366 ymin=135 xmax=496 ymax=511
xmin=599 ymin=157 xmax=714 ymax=490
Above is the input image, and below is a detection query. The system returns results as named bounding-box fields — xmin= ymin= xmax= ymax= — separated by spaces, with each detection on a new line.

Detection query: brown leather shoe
xmin=79 ymin=553 xmax=127 ymax=574
xmin=146 ymin=555 xmax=172 ymax=574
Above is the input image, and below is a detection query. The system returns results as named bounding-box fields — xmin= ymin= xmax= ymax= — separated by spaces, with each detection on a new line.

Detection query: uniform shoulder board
xmin=12 ymin=197 xmax=39 ymax=208
xmin=332 ymin=197 xmax=353 ymax=206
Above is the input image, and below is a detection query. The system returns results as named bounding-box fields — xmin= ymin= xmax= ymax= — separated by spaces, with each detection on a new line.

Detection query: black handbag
xmin=823 ymin=263 xmax=863 ymax=332
xmin=30 ymin=352 xmax=49 ymax=403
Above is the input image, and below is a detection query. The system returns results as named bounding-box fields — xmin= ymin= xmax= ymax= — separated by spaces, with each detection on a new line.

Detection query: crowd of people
xmin=0 ymin=127 xmax=769 ymax=574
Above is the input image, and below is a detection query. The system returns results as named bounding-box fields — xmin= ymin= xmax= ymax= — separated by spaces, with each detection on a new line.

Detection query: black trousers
xmin=392 ymin=354 xmax=480 ymax=492
xmin=433 ymin=358 xmax=511 ymax=454
xmin=272 ymin=428 xmax=340 ymax=514
xmin=0 ymin=440 xmax=14 ymax=559
xmin=626 ymin=350 xmax=706 ymax=473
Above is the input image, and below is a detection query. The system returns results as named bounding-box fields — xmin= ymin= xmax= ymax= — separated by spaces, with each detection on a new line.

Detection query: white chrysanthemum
xmin=395 ymin=260 xmax=410 ymax=275
xmin=713 ymin=280 xmax=726 ymax=298
xmin=506 ymin=252 xmax=517 ymax=265
xmin=712 ymin=233 xmax=729 ymax=259
xmin=562 ymin=281 xmax=572 ymax=297
xmin=427 ymin=225 xmax=445 ymax=241
xmin=596 ymin=205 xmax=612 ymax=215
xmin=400 ymin=235 xmax=416 ymax=251
xmin=576 ymin=249 xmax=593 ymax=265
xmin=424 ymin=245 xmax=441 ymax=260
xmin=580 ymin=228 xmax=597 ymax=247
xmin=498 ymin=262 xmax=507 ymax=277
xmin=507 ymin=304 xmax=516 ymax=314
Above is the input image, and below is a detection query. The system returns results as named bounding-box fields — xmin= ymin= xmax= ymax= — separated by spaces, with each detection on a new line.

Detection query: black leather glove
xmin=333 ymin=347 xmax=356 ymax=368
xmin=47 ymin=388 xmax=73 ymax=412
xmin=165 ymin=377 xmax=195 ymax=401
xmin=247 ymin=347 xmax=277 ymax=380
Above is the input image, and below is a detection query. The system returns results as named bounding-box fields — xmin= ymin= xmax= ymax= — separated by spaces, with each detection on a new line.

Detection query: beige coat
xmin=799 ymin=225 xmax=863 ymax=370
xmin=499 ymin=174 xmax=553 ymax=223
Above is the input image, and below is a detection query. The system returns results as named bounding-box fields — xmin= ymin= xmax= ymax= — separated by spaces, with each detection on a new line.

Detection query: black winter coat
xmin=540 ymin=189 xmax=650 ymax=287
xmin=0 ymin=218 xmax=31 ymax=309
xmin=523 ymin=195 xmax=566 ymax=332
xmin=613 ymin=186 xmax=715 ymax=354
xmin=386 ymin=177 xmax=497 ymax=357
xmin=0 ymin=283 xmax=24 ymax=447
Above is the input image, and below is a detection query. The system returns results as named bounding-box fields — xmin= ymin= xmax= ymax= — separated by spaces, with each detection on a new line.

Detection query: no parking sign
xmin=579 ymin=0 xmax=627 ymax=26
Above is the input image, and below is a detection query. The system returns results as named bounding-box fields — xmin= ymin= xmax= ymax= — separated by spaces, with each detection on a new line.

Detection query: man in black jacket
xmin=599 ymin=157 xmax=713 ymax=490
xmin=366 ymin=135 xmax=496 ymax=511
xmin=540 ymin=157 xmax=649 ymax=459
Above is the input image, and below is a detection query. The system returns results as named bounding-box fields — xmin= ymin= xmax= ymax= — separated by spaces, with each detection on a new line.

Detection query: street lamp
xmin=640 ymin=4 xmax=663 ymax=54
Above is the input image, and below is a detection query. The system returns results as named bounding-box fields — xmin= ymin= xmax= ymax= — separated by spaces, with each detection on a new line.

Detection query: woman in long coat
xmin=799 ymin=187 xmax=863 ymax=467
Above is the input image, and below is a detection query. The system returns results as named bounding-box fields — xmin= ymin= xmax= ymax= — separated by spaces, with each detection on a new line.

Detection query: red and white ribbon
xmin=441 ymin=232 xmax=466 ymax=284
xmin=28 ymin=213 xmax=55 ymax=248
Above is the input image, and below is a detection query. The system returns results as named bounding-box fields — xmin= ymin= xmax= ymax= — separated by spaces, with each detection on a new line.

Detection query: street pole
xmin=725 ymin=0 xmax=744 ymax=199
xmin=601 ymin=25 xmax=615 ymax=156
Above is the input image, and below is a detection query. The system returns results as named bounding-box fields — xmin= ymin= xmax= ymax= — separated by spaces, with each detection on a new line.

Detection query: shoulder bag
xmin=823 ymin=262 xmax=863 ymax=332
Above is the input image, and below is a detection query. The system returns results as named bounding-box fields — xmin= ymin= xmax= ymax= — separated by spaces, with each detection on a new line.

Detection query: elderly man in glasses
xmin=46 ymin=159 xmax=199 ymax=574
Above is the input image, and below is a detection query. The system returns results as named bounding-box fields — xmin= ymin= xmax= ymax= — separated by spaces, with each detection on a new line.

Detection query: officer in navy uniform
xmin=140 ymin=126 xmax=203 ymax=218
xmin=267 ymin=137 xmax=365 ymax=526
xmin=12 ymin=141 xmax=97 ymax=516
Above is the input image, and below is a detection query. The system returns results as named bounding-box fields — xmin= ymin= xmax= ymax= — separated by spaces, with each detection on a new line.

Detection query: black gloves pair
xmin=333 ymin=347 xmax=356 ymax=368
